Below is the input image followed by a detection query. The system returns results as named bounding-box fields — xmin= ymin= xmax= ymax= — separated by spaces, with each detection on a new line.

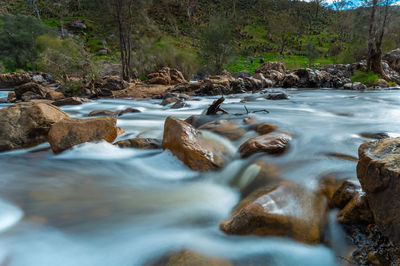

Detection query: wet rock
xmin=220 ymin=181 xmax=327 ymax=244
xmin=150 ymin=250 xmax=232 ymax=266
xmin=343 ymin=82 xmax=367 ymax=90
xmin=171 ymin=100 xmax=187 ymax=109
xmin=0 ymin=102 xmax=68 ymax=152
xmin=161 ymin=97 xmax=180 ymax=106
xmin=337 ymin=190 xmax=374 ymax=225
xmin=184 ymin=115 xmax=222 ymax=128
xmin=53 ymin=97 xmax=91 ymax=106
xmin=199 ymin=119 xmax=246 ymax=141
xmin=282 ymin=73 xmax=300 ymax=88
xmin=115 ymin=107 xmax=141 ymax=116
xmin=316 ymin=174 xmax=342 ymax=208
xmin=7 ymin=91 xmax=16 ymax=102
xmin=325 ymin=152 xmax=358 ymax=162
xmin=360 ymin=132 xmax=390 ymax=140
xmin=101 ymin=76 xmax=129 ymax=91
xmin=242 ymin=116 xmax=259 ymax=126
xmin=239 ymin=132 xmax=291 ymax=158
xmin=252 ymin=73 xmax=274 ymax=88
xmin=148 ymin=67 xmax=186 ymax=85
xmin=162 ymin=116 xmax=229 ymax=171
xmin=332 ymin=180 xmax=362 ymax=209
xmin=255 ymin=123 xmax=278 ymax=135
xmin=114 ymin=138 xmax=161 ymax=150
xmin=87 ymin=110 xmax=115 ymax=117
xmin=117 ymin=127 xmax=126 ymax=136
xmin=265 ymin=92 xmax=289 ymax=100
xmin=357 ymin=138 xmax=400 ymax=243
xmin=21 ymin=91 xmax=42 ymax=101
xmin=48 ymin=117 xmax=118 ymax=154
xmin=0 ymin=73 xmax=31 ymax=89
xmin=14 ymin=82 xmax=54 ymax=100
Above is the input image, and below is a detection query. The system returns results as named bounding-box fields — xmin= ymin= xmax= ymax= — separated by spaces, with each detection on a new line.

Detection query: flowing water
xmin=1 ymin=89 xmax=400 ymax=265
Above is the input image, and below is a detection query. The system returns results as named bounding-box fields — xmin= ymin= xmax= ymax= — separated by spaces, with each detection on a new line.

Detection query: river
xmin=1 ymin=89 xmax=400 ymax=265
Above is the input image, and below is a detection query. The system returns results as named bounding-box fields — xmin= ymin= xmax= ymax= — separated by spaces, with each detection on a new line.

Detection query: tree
xmin=0 ymin=14 xmax=55 ymax=71
xmin=305 ymin=42 xmax=320 ymax=67
xmin=268 ymin=13 xmax=297 ymax=55
xmin=200 ymin=16 xmax=234 ymax=74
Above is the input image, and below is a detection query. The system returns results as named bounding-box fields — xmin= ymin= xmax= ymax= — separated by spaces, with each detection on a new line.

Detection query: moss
xmin=351 ymin=71 xmax=380 ymax=86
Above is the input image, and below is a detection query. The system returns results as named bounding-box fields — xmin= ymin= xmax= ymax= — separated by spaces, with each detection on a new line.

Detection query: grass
xmin=351 ymin=71 xmax=380 ymax=86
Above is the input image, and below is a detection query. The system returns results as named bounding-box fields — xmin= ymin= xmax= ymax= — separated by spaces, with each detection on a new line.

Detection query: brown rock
xmin=161 ymin=97 xmax=180 ymax=106
xmin=316 ymin=174 xmax=342 ymax=208
xmin=115 ymin=107 xmax=141 ymax=116
xmin=332 ymin=180 xmax=361 ymax=209
xmin=117 ymin=127 xmax=126 ymax=136
xmin=239 ymin=132 xmax=291 ymax=158
xmin=45 ymin=90 xmax=64 ymax=101
xmin=150 ymin=250 xmax=232 ymax=266
xmin=53 ymin=97 xmax=91 ymax=106
xmin=147 ymin=67 xmax=186 ymax=85
xmin=357 ymin=138 xmax=400 ymax=243
xmin=337 ymin=191 xmax=374 ymax=225
xmin=0 ymin=73 xmax=31 ymax=89
xmin=220 ymin=181 xmax=327 ymax=244
xmin=199 ymin=120 xmax=246 ymax=141
xmin=21 ymin=91 xmax=42 ymax=101
xmin=184 ymin=115 xmax=222 ymax=129
xmin=114 ymin=138 xmax=161 ymax=150
xmin=243 ymin=116 xmax=259 ymax=125
xmin=7 ymin=91 xmax=16 ymax=102
xmin=162 ymin=116 xmax=229 ymax=171
xmin=255 ymin=62 xmax=286 ymax=74
xmin=0 ymin=102 xmax=68 ymax=152
xmin=101 ymin=76 xmax=129 ymax=91
xmin=48 ymin=117 xmax=118 ymax=154
xmin=14 ymin=82 xmax=50 ymax=100
xmin=255 ymin=123 xmax=278 ymax=135
xmin=88 ymin=110 xmax=115 ymax=117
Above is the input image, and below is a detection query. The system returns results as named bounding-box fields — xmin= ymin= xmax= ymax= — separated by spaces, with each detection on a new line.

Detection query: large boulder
xmin=292 ymin=68 xmax=332 ymax=88
xmin=220 ymin=181 xmax=328 ymax=244
xmin=162 ymin=116 xmax=230 ymax=171
xmin=14 ymin=82 xmax=63 ymax=101
xmin=239 ymin=132 xmax=291 ymax=158
xmin=148 ymin=67 xmax=186 ymax=85
xmin=199 ymin=119 xmax=246 ymax=141
xmin=101 ymin=76 xmax=129 ymax=91
xmin=357 ymin=138 xmax=400 ymax=243
xmin=0 ymin=103 xmax=68 ymax=152
xmin=0 ymin=73 xmax=31 ymax=89
xmin=53 ymin=97 xmax=91 ymax=106
xmin=383 ymin=48 xmax=400 ymax=73
xmin=255 ymin=61 xmax=286 ymax=74
xmin=48 ymin=117 xmax=118 ymax=154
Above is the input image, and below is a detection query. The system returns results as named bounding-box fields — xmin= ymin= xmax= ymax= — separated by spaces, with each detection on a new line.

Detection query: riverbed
xmin=1 ymin=89 xmax=400 ymax=265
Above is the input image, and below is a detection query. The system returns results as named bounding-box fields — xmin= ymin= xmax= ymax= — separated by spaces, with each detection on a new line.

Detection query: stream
xmin=1 ymin=89 xmax=400 ymax=265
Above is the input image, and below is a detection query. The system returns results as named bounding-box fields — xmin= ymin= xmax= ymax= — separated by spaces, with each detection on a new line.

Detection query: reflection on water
xmin=1 ymin=89 xmax=400 ymax=265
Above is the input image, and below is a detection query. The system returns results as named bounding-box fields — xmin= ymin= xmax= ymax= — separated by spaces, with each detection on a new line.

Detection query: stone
xmin=344 ymin=82 xmax=367 ymax=90
xmin=255 ymin=123 xmax=278 ymax=135
xmin=53 ymin=97 xmax=91 ymax=106
xmin=337 ymin=191 xmax=374 ymax=225
xmin=357 ymin=138 xmax=400 ymax=243
xmin=148 ymin=67 xmax=186 ymax=85
xmin=184 ymin=115 xmax=223 ymax=128
xmin=114 ymin=138 xmax=161 ymax=150
xmin=7 ymin=91 xmax=16 ymax=102
xmin=239 ymin=132 xmax=291 ymax=158
xmin=383 ymin=48 xmax=400 ymax=73
xmin=97 ymin=49 xmax=108 ymax=56
xmin=252 ymin=73 xmax=274 ymax=88
xmin=199 ymin=119 xmax=246 ymax=141
xmin=14 ymin=82 xmax=51 ymax=100
xmin=171 ymin=100 xmax=187 ymax=109
xmin=0 ymin=103 xmax=68 ymax=152
xmin=48 ymin=117 xmax=118 ymax=154
xmin=220 ymin=181 xmax=328 ymax=244
xmin=360 ymin=132 xmax=390 ymax=140
xmin=332 ymin=180 xmax=362 ymax=209
xmin=101 ymin=76 xmax=129 ymax=91
xmin=45 ymin=90 xmax=64 ymax=101
xmin=255 ymin=61 xmax=286 ymax=74
xmin=265 ymin=92 xmax=289 ymax=100
xmin=115 ymin=107 xmax=141 ymax=116
xmin=282 ymin=73 xmax=300 ymax=88
xmin=234 ymin=70 xmax=251 ymax=79
xmin=376 ymin=79 xmax=389 ymax=88
xmin=162 ymin=116 xmax=229 ymax=171
xmin=0 ymin=73 xmax=31 ymax=89
xmin=150 ymin=250 xmax=232 ymax=266
xmin=161 ymin=97 xmax=180 ymax=106
xmin=316 ymin=174 xmax=342 ymax=208
xmin=87 ymin=110 xmax=115 ymax=117
xmin=21 ymin=91 xmax=42 ymax=101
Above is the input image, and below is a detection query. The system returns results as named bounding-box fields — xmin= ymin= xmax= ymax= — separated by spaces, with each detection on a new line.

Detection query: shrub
xmin=35 ymin=35 xmax=99 ymax=88
xmin=0 ymin=14 xmax=55 ymax=71
xmin=0 ymin=62 xmax=5 ymax=74
xmin=351 ymin=71 xmax=379 ymax=86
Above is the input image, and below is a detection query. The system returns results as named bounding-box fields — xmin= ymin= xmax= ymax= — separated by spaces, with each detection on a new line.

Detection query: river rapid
xmin=1 ymin=89 xmax=400 ymax=266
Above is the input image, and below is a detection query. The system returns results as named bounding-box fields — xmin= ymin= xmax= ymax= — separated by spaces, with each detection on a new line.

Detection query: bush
xmin=131 ymin=38 xmax=198 ymax=79
xmin=35 ymin=35 xmax=99 ymax=88
xmin=0 ymin=62 xmax=5 ymax=74
xmin=0 ymin=14 xmax=55 ymax=71
xmin=351 ymin=71 xmax=379 ymax=86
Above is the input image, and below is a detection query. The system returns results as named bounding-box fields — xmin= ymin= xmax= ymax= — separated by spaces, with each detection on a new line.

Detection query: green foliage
xmin=351 ymin=71 xmax=379 ymax=86
xmin=304 ymin=42 xmax=320 ymax=67
xmin=388 ymin=81 xmax=398 ymax=87
xmin=0 ymin=14 xmax=55 ymax=71
xmin=200 ymin=16 xmax=234 ymax=74
xmin=35 ymin=35 xmax=99 ymax=87
xmin=0 ymin=62 xmax=5 ymax=74
xmin=131 ymin=38 xmax=199 ymax=79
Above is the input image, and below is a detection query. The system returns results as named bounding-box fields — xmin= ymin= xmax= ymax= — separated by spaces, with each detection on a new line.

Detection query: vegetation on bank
xmin=0 ymin=0 xmax=399 ymax=84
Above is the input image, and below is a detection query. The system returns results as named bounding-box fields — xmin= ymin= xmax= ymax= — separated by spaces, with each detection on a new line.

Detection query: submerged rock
xmin=239 ymin=132 xmax=291 ymax=158
xmin=255 ymin=123 xmax=278 ymax=135
xmin=115 ymin=107 xmax=141 ymax=116
xmin=357 ymin=138 xmax=400 ymax=243
xmin=53 ymin=97 xmax=91 ymax=106
xmin=199 ymin=119 xmax=246 ymax=141
xmin=220 ymin=181 xmax=327 ymax=244
xmin=114 ymin=138 xmax=161 ymax=150
xmin=48 ymin=117 xmax=118 ymax=154
xmin=149 ymin=250 xmax=232 ymax=266
xmin=331 ymin=180 xmax=361 ymax=209
xmin=265 ymin=92 xmax=289 ymax=100
xmin=88 ymin=110 xmax=115 ymax=117
xmin=162 ymin=116 xmax=229 ymax=171
xmin=0 ymin=103 xmax=68 ymax=152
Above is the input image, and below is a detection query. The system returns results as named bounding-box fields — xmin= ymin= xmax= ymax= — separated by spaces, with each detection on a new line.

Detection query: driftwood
xmin=206 ymin=96 xmax=229 ymax=115
xmin=234 ymin=105 xmax=270 ymax=116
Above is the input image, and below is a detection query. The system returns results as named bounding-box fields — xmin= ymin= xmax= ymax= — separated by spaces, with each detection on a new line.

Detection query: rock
xmin=69 ymin=21 xmax=87 ymax=31
xmin=88 ymin=110 xmax=115 ymax=117
xmin=265 ymin=92 xmax=289 ymax=100
xmin=150 ymin=250 xmax=232 ymax=266
xmin=114 ymin=138 xmax=161 ymax=150
xmin=0 ymin=103 xmax=68 ymax=152
xmin=255 ymin=61 xmax=286 ymax=74
xmin=360 ymin=132 xmax=390 ymax=140
xmin=21 ymin=91 xmax=42 ymax=101
xmin=45 ymin=90 xmax=64 ymax=101
xmin=316 ymin=174 xmax=342 ymax=208
xmin=293 ymin=68 xmax=332 ymax=88
xmin=101 ymin=76 xmax=129 ymax=91
xmin=162 ymin=116 xmax=229 ymax=171
xmin=220 ymin=181 xmax=327 ymax=244
xmin=199 ymin=119 xmax=246 ymax=141
xmin=255 ymin=123 xmax=278 ymax=135
xmin=171 ymin=100 xmax=187 ymax=109
xmin=242 ymin=77 xmax=265 ymax=91
xmin=97 ymin=49 xmax=108 ymax=56
xmin=48 ymin=117 xmax=118 ymax=154
xmin=337 ymin=190 xmax=374 ymax=225
xmin=383 ymin=48 xmax=400 ymax=73
xmin=376 ymin=79 xmax=389 ymax=88
xmin=357 ymin=138 xmax=400 ymax=243
xmin=332 ymin=180 xmax=362 ymax=209
xmin=161 ymin=97 xmax=180 ymax=106
xmin=344 ymin=82 xmax=367 ymax=90
xmin=148 ymin=67 xmax=186 ymax=85
xmin=117 ymin=127 xmax=125 ymax=136
xmin=115 ymin=107 xmax=141 ymax=116
xmin=7 ymin=91 xmax=16 ymax=102
xmin=252 ymin=73 xmax=274 ymax=88
xmin=242 ymin=116 xmax=259 ymax=126
xmin=282 ymin=73 xmax=300 ymax=88
xmin=239 ymin=132 xmax=291 ymax=158
xmin=0 ymin=73 xmax=31 ymax=89
xmin=184 ymin=115 xmax=222 ymax=128
xmin=234 ymin=70 xmax=251 ymax=79
xmin=14 ymin=82 xmax=51 ymax=100
xmin=53 ymin=97 xmax=91 ymax=106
